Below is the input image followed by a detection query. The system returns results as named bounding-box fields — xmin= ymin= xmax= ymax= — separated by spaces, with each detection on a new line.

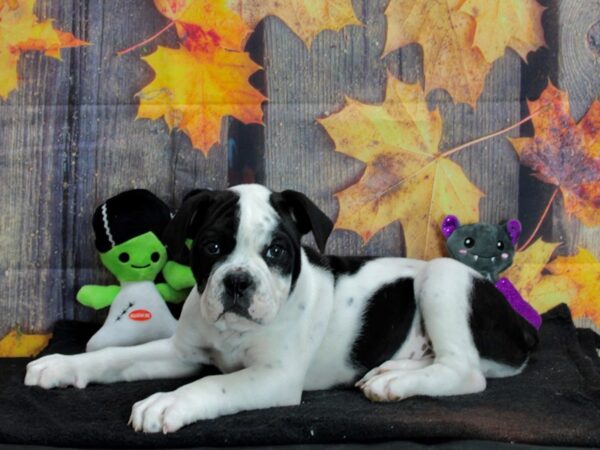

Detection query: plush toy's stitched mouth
xmin=131 ymin=263 xmax=151 ymax=269
xmin=468 ymin=254 xmax=499 ymax=262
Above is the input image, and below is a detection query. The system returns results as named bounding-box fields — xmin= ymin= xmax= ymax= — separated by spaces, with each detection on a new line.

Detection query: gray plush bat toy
xmin=441 ymin=215 xmax=521 ymax=282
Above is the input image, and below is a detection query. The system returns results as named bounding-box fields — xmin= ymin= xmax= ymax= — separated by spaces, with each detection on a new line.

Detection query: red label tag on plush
xmin=129 ymin=309 xmax=152 ymax=321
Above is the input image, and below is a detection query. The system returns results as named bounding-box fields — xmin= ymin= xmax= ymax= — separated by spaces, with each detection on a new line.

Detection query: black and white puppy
xmin=25 ymin=184 xmax=538 ymax=433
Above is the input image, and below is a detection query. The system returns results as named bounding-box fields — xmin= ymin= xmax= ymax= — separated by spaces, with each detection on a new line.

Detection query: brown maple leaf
xmin=459 ymin=0 xmax=545 ymax=63
xmin=229 ymin=0 xmax=361 ymax=47
xmin=509 ymin=83 xmax=600 ymax=226
xmin=0 ymin=0 xmax=87 ymax=100
xmin=318 ymin=75 xmax=483 ymax=260
xmin=383 ymin=0 xmax=490 ymax=106
xmin=137 ymin=45 xmax=265 ymax=154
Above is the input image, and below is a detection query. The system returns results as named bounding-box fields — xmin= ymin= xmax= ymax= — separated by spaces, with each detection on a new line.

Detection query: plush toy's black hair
xmin=92 ymin=189 xmax=172 ymax=253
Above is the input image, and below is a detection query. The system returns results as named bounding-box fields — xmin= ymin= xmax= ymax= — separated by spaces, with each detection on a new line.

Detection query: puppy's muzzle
xmin=221 ymin=271 xmax=255 ymax=318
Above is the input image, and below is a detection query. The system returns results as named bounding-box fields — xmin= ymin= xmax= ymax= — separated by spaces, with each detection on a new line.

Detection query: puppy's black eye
xmin=204 ymin=242 xmax=221 ymax=255
xmin=151 ymin=252 xmax=160 ymax=262
xmin=464 ymin=237 xmax=475 ymax=248
xmin=118 ymin=252 xmax=130 ymax=263
xmin=497 ymin=241 xmax=505 ymax=250
xmin=265 ymin=244 xmax=286 ymax=260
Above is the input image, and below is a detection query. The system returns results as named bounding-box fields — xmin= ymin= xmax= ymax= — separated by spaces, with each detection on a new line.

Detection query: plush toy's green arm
xmin=76 ymin=285 xmax=120 ymax=310
xmin=162 ymin=260 xmax=195 ymax=291
xmin=156 ymin=283 xmax=188 ymax=304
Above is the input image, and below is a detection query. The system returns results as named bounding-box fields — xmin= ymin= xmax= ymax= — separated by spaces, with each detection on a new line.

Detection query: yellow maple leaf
xmin=137 ymin=45 xmax=265 ymax=154
xmin=0 ymin=328 xmax=52 ymax=357
xmin=0 ymin=0 xmax=87 ymax=100
xmin=509 ymin=83 xmax=600 ymax=226
xmin=459 ymin=0 xmax=545 ymax=63
xmin=383 ymin=0 xmax=490 ymax=106
xmin=503 ymin=239 xmax=560 ymax=303
xmin=318 ymin=76 xmax=483 ymax=260
xmin=229 ymin=0 xmax=361 ymax=47
xmin=154 ymin=0 xmax=251 ymax=51
xmin=540 ymin=248 xmax=600 ymax=327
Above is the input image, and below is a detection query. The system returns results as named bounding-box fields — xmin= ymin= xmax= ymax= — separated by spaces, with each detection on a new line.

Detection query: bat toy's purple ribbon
xmin=495 ymin=277 xmax=542 ymax=330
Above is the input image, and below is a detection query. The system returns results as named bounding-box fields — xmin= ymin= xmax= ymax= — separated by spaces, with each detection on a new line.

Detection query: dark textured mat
xmin=1 ymin=305 xmax=599 ymax=448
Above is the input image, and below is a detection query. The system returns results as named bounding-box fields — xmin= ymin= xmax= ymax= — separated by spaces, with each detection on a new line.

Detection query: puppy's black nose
xmin=223 ymin=272 xmax=254 ymax=298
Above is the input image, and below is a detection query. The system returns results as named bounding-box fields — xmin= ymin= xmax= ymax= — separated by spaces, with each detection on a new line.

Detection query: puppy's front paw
xmin=24 ymin=354 xmax=88 ymax=389
xmin=130 ymin=391 xmax=198 ymax=434
xmin=360 ymin=370 xmax=410 ymax=402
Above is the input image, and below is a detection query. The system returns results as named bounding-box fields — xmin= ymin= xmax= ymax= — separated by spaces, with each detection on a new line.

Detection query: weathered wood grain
xmin=261 ymin=0 xmax=402 ymax=256
xmin=551 ymin=0 xmax=600 ymax=260
xmin=261 ymin=0 xmax=522 ymax=257
xmin=0 ymin=0 xmax=598 ymax=336
xmin=65 ymin=0 xmax=230 ymax=323
xmin=0 ymin=1 xmax=77 ymax=336
xmin=552 ymin=0 xmax=600 ymax=332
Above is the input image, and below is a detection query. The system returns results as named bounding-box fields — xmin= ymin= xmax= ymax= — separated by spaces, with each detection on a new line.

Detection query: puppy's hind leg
xmin=361 ymin=258 xmax=486 ymax=402
xmin=25 ymin=338 xmax=200 ymax=389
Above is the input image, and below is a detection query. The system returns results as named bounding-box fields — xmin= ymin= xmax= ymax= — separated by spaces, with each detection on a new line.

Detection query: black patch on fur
xmin=268 ymin=197 xmax=306 ymax=288
xmin=303 ymin=246 xmax=374 ymax=281
xmin=351 ymin=278 xmax=417 ymax=372
xmin=469 ymin=278 xmax=539 ymax=367
xmin=187 ymin=192 xmax=240 ymax=292
xmin=260 ymin=224 xmax=299 ymax=284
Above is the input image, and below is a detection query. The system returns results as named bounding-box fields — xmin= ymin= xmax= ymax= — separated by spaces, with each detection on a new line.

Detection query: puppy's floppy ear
xmin=163 ymin=190 xmax=213 ymax=263
xmin=280 ymin=190 xmax=333 ymax=253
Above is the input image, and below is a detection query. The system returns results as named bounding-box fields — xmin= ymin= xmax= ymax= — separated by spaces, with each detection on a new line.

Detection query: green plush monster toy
xmin=77 ymin=189 xmax=189 ymax=352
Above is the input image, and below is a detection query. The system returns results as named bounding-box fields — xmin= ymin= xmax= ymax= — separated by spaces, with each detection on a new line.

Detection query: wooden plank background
xmin=0 ymin=0 xmax=598 ymax=336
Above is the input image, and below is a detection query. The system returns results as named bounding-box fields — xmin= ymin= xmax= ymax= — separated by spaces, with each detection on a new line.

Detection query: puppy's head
xmin=164 ymin=184 xmax=333 ymax=330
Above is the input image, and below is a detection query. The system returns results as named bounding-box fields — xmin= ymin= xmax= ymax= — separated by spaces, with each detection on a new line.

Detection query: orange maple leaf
xmin=229 ymin=0 xmax=361 ymax=47
xmin=0 ymin=0 xmax=87 ymax=100
xmin=459 ymin=0 xmax=545 ymax=63
xmin=509 ymin=83 xmax=600 ymax=226
xmin=0 ymin=328 xmax=51 ymax=357
xmin=318 ymin=76 xmax=483 ymax=260
xmin=154 ymin=0 xmax=251 ymax=52
xmin=383 ymin=0 xmax=490 ymax=106
xmin=137 ymin=45 xmax=265 ymax=154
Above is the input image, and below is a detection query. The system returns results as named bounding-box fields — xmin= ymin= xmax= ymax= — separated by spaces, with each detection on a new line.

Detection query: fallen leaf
xmin=503 ymin=239 xmax=560 ymax=299
xmin=0 ymin=328 xmax=51 ymax=357
xmin=0 ymin=0 xmax=87 ymax=99
xmin=541 ymin=248 xmax=600 ymax=327
xmin=229 ymin=0 xmax=361 ymax=47
xmin=154 ymin=0 xmax=251 ymax=51
xmin=509 ymin=83 xmax=600 ymax=226
xmin=383 ymin=0 xmax=490 ymax=106
xmin=0 ymin=0 xmax=18 ymax=12
xmin=318 ymin=76 xmax=483 ymax=260
xmin=459 ymin=0 xmax=545 ymax=62
xmin=137 ymin=45 xmax=265 ymax=154
xmin=503 ymin=241 xmax=600 ymax=327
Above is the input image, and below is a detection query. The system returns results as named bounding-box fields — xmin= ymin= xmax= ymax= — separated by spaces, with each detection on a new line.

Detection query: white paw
xmin=24 ymin=354 xmax=88 ymax=389
xmin=359 ymin=369 xmax=412 ymax=402
xmin=129 ymin=391 xmax=197 ymax=434
xmin=355 ymin=358 xmax=433 ymax=388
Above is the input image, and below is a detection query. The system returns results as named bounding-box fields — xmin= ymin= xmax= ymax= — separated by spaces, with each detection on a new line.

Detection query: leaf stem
xmin=117 ymin=21 xmax=175 ymax=56
xmin=518 ymin=186 xmax=560 ymax=251
xmin=441 ymin=106 xmax=546 ymax=158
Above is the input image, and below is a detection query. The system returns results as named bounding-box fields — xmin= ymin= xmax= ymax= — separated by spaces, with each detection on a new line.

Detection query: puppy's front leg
xmin=25 ymin=338 xmax=200 ymax=389
xmin=130 ymin=365 xmax=303 ymax=433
